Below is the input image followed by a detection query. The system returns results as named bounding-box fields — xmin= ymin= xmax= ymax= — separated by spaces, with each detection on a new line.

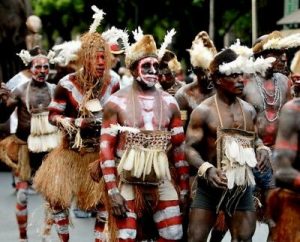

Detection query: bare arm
xmin=185 ymin=106 xmax=206 ymax=169
xmin=274 ymin=100 xmax=300 ymax=192
xmin=0 ymin=83 xmax=19 ymax=122
xmin=99 ymin=100 xmax=128 ymax=217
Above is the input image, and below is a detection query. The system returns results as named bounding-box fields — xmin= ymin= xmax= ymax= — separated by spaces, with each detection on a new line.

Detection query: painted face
xmin=30 ymin=57 xmax=49 ymax=82
xmin=90 ymin=51 xmax=106 ymax=78
xmin=266 ymin=52 xmax=288 ymax=75
xmin=218 ymin=73 xmax=244 ymax=95
xmin=137 ymin=57 xmax=159 ymax=87
xmin=158 ymin=68 xmax=175 ymax=90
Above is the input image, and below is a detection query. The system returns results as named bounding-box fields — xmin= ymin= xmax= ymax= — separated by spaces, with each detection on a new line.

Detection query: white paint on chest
xmin=138 ymin=94 xmax=155 ymax=130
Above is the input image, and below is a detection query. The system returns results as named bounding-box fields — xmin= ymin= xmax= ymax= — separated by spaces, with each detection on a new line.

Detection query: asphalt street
xmin=0 ymin=171 xmax=268 ymax=241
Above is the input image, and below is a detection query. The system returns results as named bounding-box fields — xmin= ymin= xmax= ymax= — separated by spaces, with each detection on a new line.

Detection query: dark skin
xmin=175 ymin=68 xmax=215 ymax=129
xmin=158 ymin=67 xmax=183 ymax=96
xmin=243 ymin=72 xmax=291 ymax=147
xmin=274 ymin=98 xmax=300 ymax=192
xmin=186 ymin=73 xmax=268 ymax=242
xmin=0 ymin=57 xmax=52 ymax=141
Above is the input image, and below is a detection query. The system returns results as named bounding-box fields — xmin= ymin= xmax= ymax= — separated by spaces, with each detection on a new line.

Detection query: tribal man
xmin=186 ymin=48 xmax=271 ymax=242
xmin=0 ymin=47 xmax=58 ymax=242
xmin=97 ymin=34 xmax=189 ymax=241
xmin=175 ymin=31 xmax=216 ymax=129
xmin=158 ymin=49 xmax=184 ymax=96
xmin=34 ymin=7 xmax=119 ymax=242
xmin=268 ymin=95 xmax=300 ymax=242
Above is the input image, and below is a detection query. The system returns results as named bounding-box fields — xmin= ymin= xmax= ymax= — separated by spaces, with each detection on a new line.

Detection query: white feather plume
xmin=252 ymin=56 xmax=275 ymax=76
xmin=110 ymin=124 xmax=140 ymax=134
xmin=263 ymin=37 xmax=281 ymax=50
xmin=132 ymin=26 xmax=144 ymax=42
xmin=278 ymin=33 xmax=300 ymax=49
xmin=17 ymin=50 xmax=32 ymax=66
xmin=89 ymin=5 xmax=105 ymax=33
xmin=158 ymin=28 xmax=176 ymax=60
xmin=121 ymin=29 xmax=130 ymax=56
xmin=229 ymin=39 xmax=253 ymax=58
xmin=102 ymin=27 xmax=129 ymax=54
xmin=51 ymin=40 xmax=82 ymax=66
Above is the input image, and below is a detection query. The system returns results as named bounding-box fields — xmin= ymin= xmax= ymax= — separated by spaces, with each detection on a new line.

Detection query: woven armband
xmin=180 ymin=110 xmax=188 ymax=121
xmin=256 ymin=145 xmax=272 ymax=158
xmin=197 ymin=162 xmax=214 ymax=178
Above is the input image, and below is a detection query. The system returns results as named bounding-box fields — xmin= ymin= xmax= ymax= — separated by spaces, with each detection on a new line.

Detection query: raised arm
xmin=274 ymin=100 xmax=300 ymax=192
xmin=0 ymin=83 xmax=19 ymax=122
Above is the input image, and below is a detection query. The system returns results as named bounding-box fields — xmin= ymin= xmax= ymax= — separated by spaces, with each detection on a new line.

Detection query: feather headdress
xmin=188 ymin=31 xmax=217 ymax=69
xmin=252 ymin=31 xmax=283 ymax=54
xmin=50 ymin=40 xmax=82 ymax=66
xmin=157 ymin=29 xmax=176 ymax=60
xmin=89 ymin=5 xmax=105 ymax=33
xmin=102 ymin=26 xmax=129 ymax=55
xmin=125 ymin=28 xmax=176 ymax=68
xmin=17 ymin=49 xmax=56 ymax=66
xmin=278 ymin=33 xmax=300 ymax=49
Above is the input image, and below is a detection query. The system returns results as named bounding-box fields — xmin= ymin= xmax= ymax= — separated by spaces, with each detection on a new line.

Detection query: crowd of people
xmin=0 ymin=5 xmax=300 ymax=242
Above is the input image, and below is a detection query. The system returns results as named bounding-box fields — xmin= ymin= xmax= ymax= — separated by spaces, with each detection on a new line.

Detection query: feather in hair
xmin=132 ymin=26 xmax=144 ymax=42
xmin=278 ymin=33 xmax=300 ymax=49
xmin=158 ymin=29 xmax=176 ymax=60
xmin=252 ymin=56 xmax=275 ymax=76
xmin=89 ymin=5 xmax=105 ymax=33
xmin=51 ymin=40 xmax=81 ymax=66
xmin=102 ymin=27 xmax=130 ymax=54
xmin=17 ymin=50 xmax=32 ymax=66
xmin=263 ymin=38 xmax=281 ymax=50
xmin=229 ymin=39 xmax=253 ymax=58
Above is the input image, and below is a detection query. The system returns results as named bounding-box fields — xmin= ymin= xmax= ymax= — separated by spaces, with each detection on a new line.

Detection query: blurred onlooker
xmin=25 ymin=15 xmax=42 ymax=50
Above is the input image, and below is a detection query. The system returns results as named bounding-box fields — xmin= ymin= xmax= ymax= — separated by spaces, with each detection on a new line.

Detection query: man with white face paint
xmin=0 ymin=47 xmax=58 ymax=242
xmin=97 ymin=34 xmax=189 ymax=241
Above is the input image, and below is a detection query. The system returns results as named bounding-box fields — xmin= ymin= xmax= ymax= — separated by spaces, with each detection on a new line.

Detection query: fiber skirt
xmin=33 ymin=145 xmax=104 ymax=210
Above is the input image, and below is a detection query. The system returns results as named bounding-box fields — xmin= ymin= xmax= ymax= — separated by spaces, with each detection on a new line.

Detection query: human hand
xmin=75 ymin=117 xmax=102 ymax=128
xmin=206 ymin=167 xmax=227 ymax=189
xmin=109 ymin=193 xmax=129 ymax=218
xmin=256 ymin=147 xmax=271 ymax=172
xmin=0 ymin=83 xmax=12 ymax=102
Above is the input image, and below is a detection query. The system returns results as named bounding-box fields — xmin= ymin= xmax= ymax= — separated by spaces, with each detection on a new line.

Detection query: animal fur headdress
xmin=252 ymin=31 xmax=283 ymax=56
xmin=159 ymin=49 xmax=182 ymax=74
xmin=125 ymin=27 xmax=176 ymax=69
xmin=188 ymin=31 xmax=217 ymax=69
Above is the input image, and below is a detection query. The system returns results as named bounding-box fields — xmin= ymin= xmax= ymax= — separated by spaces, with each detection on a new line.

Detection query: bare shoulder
xmin=281 ymin=98 xmax=300 ymax=116
xmin=191 ymin=96 xmax=214 ymax=119
xmin=238 ymin=98 xmax=256 ymax=116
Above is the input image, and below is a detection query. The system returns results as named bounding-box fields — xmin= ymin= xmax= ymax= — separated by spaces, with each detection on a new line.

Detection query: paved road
xmin=0 ymin=171 xmax=268 ymax=241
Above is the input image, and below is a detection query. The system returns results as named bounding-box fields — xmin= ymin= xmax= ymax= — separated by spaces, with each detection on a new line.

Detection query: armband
xmin=197 ymin=162 xmax=214 ymax=178
xmin=256 ymin=145 xmax=272 ymax=158
xmin=180 ymin=110 xmax=187 ymax=121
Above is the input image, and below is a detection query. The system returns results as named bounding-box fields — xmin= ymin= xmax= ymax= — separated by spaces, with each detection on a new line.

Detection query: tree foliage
xmin=30 ymin=0 xmax=285 ymax=67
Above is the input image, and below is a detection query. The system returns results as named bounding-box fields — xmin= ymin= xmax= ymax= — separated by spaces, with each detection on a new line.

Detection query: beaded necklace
xmin=255 ymin=74 xmax=282 ymax=122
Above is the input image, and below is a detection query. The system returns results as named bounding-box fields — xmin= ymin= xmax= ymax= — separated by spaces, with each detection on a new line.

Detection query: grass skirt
xmin=33 ymin=145 xmax=103 ymax=210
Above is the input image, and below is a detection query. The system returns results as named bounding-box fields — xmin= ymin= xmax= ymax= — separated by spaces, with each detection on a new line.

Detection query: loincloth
xmin=33 ymin=144 xmax=104 ymax=210
xmin=118 ymin=130 xmax=172 ymax=185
